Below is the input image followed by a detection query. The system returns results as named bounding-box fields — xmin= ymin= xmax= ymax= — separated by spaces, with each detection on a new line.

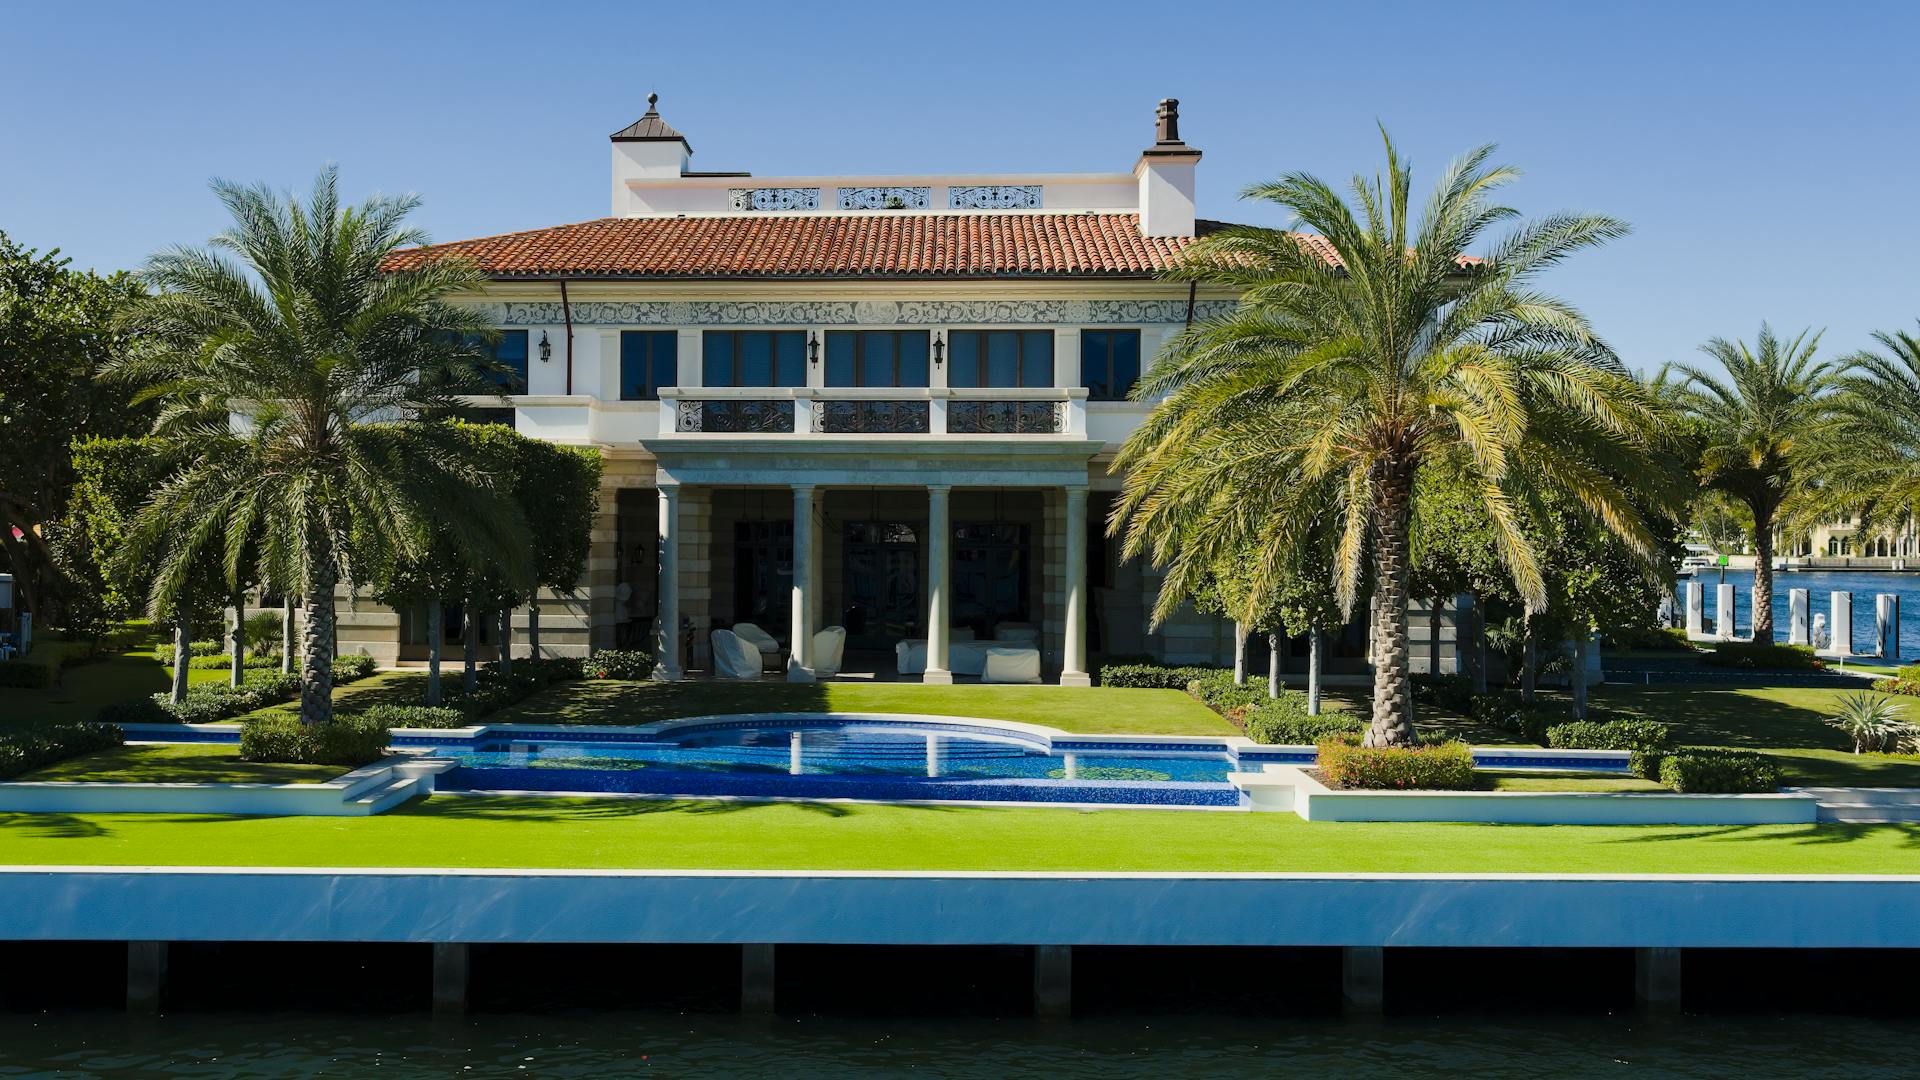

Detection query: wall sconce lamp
xmin=932 ymin=331 xmax=945 ymax=370
xmin=538 ymin=331 xmax=553 ymax=364
xmin=808 ymin=331 xmax=821 ymax=368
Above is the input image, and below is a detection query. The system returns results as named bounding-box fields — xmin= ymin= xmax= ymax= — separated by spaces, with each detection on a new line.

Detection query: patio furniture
xmin=731 ymin=622 xmax=782 ymax=669
xmin=812 ymin=625 xmax=846 ymax=677
xmin=980 ymin=645 xmax=1043 ymax=684
xmin=895 ymin=638 xmax=992 ymax=676
xmin=711 ymin=629 xmax=764 ymax=680
xmin=992 ymin=622 xmax=1038 ymax=644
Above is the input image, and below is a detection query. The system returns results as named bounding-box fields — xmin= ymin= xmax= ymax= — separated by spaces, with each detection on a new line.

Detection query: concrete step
xmin=1792 ymin=787 xmax=1920 ymax=807
xmin=348 ymin=775 xmax=427 ymax=814
xmin=1817 ymin=804 xmax=1920 ymax=823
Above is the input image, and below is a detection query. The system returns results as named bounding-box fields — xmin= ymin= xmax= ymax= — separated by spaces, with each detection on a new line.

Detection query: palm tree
xmin=1113 ymin=135 xmax=1665 ymax=746
xmin=1666 ymin=326 xmax=1832 ymax=643
xmin=113 ymin=168 xmax=531 ymax=725
xmin=1790 ymin=324 xmax=1920 ymax=555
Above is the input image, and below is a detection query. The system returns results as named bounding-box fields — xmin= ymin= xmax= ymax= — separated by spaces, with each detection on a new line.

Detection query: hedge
xmin=186 ymin=653 xmax=282 ymax=671
xmin=353 ymin=704 xmax=469 ymax=730
xmin=581 ymin=651 xmax=650 ymax=680
xmin=97 ymin=655 xmax=379 ymax=726
xmin=1655 ymin=749 xmax=1780 ymax=794
xmin=1411 ymin=673 xmax=1477 ymax=712
xmin=0 ymin=660 xmax=58 ymax=689
xmin=1901 ymin=664 xmax=1920 ymax=683
xmin=1701 ymin=642 xmax=1822 ymax=670
xmin=1871 ymin=678 xmax=1920 ymax=698
xmin=0 ymin=722 xmax=125 ymax=780
xmin=1546 ymin=719 xmax=1672 ymax=753
xmin=1097 ymin=662 xmax=1221 ymax=690
xmin=1315 ymin=735 xmax=1475 ymax=790
xmin=239 ymin=713 xmax=390 ymax=767
xmin=1186 ymin=670 xmax=1270 ymax=715
xmin=437 ymin=658 xmax=587 ymax=720
xmin=1243 ymin=693 xmax=1362 ymax=745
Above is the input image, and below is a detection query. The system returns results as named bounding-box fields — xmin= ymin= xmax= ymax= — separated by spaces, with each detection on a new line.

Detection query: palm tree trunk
xmin=426 ymin=597 xmax=443 ymax=707
xmin=1572 ymin=632 xmax=1589 ymax=720
xmin=170 ymin=600 xmax=190 ymax=704
xmin=498 ymin=608 xmax=513 ymax=675
xmin=527 ymin=597 xmax=541 ymax=659
xmin=1521 ymin=615 xmax=1538 ymax=704
xmin=1429 ymin=595 xmax=1444 ymax=676
xmin=1232 ymin=620 xmax=1248 ymax=686
xmin=1466 ymin=597 xmax=1487 ymax=695
xmin=299 ymin=539 xmax=338 ymax=726
xmin=1307 ymin=623 xmax=1323 ymax=716
xmin=229 ymin=591 xmax=245 ymax=689
xmin=1752 ymin=506 xmax=1777 ymax=643
xmin=1367 ymin=472 xmax=1416 ymax=746
xmin=462 ymin=607 xmax=478 ymax=692
xmin=280 ymin=597 xmax=294 ymax=675
xmin=1267 ymin=632 xmax=1281 ymax=699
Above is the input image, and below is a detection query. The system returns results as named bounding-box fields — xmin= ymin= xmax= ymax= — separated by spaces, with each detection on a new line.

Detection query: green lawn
xmin=490 ymin=679 xmax=1236 ymax=736
xmin=1477 ymin=772 xmax=1668 ymax=793
xmin=19 ymin=743 xmax=345 ymax=785
xmin=0 ymin=794 xmax=1913 ymax=874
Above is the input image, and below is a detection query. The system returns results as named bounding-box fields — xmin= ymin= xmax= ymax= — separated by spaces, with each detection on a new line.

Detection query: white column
xmin=653 ymin=484 xmax=683 ymax=680
xmin=1789 ymin=588 xmax=1810 ymax=646
xmin=1876 ymin=593 xmax=1899 ymax=659
xmin=788 ymin=483 xmax=816 ymax=682
xmin=1062 ymin=485 xmax=1091 ymax=686
xmin=1714 ymin=582 xmax=1736 ymax=641
xmin=1831 ymin=591 xmax=1853 ymax=655
xmin=925 ymin=485 xmax=953 ymax=684
xmin=1684 ymin=581 xmax=1704 ymax=637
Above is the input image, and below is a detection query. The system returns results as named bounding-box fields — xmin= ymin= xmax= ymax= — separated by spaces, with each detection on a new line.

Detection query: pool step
xmin=347 ymin=774 xmax=431 ymax=814
xmin=1791 ymin=788 xmax=1920 ymax=823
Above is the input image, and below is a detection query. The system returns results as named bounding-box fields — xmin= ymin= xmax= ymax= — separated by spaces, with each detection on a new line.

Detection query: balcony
xmin=656 ymin=387 xmax=1088 ymax=437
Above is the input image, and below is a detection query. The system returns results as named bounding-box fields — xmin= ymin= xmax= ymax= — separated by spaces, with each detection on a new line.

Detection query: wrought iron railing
xmin=675 ymin=399 xmax=795 ymax=433
xmin=946 ymin=400 xmax=1063 ymax=435
xmin=813 ymin=400 xmax=931 ymax=434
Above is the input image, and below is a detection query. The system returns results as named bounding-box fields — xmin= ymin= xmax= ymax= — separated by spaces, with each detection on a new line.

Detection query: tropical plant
xmin=1113 ymin=134 xmax=1666 ymax=745
xmin=1664 ymin=325 xmax=1833 ymax=643
xmin=109 ymin=168 xmax=533 ymax=726
xmin=1823 ymin=691 xmax=1913 ymax=754
xmin=1790 ymin=323 xmax=1920 ymax=553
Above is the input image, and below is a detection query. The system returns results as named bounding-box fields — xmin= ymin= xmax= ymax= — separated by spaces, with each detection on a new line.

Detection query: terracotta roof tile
xmin=381 ymin=213 xmax=1282 ymax=281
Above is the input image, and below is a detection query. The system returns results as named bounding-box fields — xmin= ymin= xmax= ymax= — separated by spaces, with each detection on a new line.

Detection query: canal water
xmin=1676 ymin=569 xmax=1920 ymax=660
xmin=2 ymin=1012 xmax=1915 ymax=1078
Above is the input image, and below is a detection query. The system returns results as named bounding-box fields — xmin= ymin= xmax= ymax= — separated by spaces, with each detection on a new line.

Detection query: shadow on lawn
xmin=493 ymin=679 xmax=834 ymax=727
xmin=404 ymin=792 xmax=964 ymax=824
xmin=0 ymin=813 xmax=113 ymax=839
xmin=1596 ymin=821 xmax=1920 ymax=851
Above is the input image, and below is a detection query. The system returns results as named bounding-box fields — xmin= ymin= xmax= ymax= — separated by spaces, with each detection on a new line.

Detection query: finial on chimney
xmin=1156 ymin=99 xmax=1181 ymax=145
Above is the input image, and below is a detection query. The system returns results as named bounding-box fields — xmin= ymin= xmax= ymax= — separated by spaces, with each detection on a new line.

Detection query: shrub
xmin=0 ymin=722 xmax=126 ymax=780
xmin=187 ymin=653 xmax=281 ymax=670
xmin=239 ymin=713 xmax=390 ymax=767
xmin=1546 ymin=719 xmax=1672 ymax=753
xmin=0 ymin=660 xmax=58 ymax=689
xmin=1315 ymin=735 xmax=1476 ymax=790
xmin=156 ymin=673 xmax=303 ymax=724
xmin=1243 ymin=693 xmax=1363 ymax=745
xmin=1823 ymin=692 xmax=1915 ymax=754
xmin=1700 ymin=642 xmax=1822 ymax=671
xmin=1098 ymin=662 xmax=1220 ymax=690
xmin=332 ymin=655 xmax=378 ymax=682
xmin=1870 ymin=678 xmax=1920 ymax=698
xmin=95 ymin=696 xmax=177 ymax=726
xmin=580 ymin=650 xmax=651 ymax=680
xmin=1657 ymin=749 xmax=1779 ymax=794
xmin=1603 ymin=626 xmax=1697 ymax=652
xmin=1463 ymin=691 xmax=1559 ymax=744
xmin=187 ymin=639 xmax=224 ymax=657
xmin=1629 ymin=749 xmax=1667 ymax=782
xmin=355 ymin=704 xmax=469 ymax=730
xmin=519 ymin=655 xmax=587 ymax=682
xmin=1899 ymin=664 xmax=1920 ymax=683
xmin=1411 ymin=673 xmax=1476 ymax=712
xmin=1186 ymin=670 xmax=1270 ymax=716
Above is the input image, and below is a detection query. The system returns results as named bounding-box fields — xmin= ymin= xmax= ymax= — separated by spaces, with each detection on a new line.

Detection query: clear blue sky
xmin=5 ymin=0 xmax=1915 ymax=373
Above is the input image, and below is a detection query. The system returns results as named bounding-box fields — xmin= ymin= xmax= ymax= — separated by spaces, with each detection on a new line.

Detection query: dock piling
xmin=741 ymin=943 xmax=777 ymax=1014
xmin=126 ymin=940 xmax=167 ymax=1013
xmin=432 ymin=942 xmax=469 ymax=1017
xmin=1342 ymin=946 xmax=1384 ymax=1014
xmin=1033 ymin=945 xmax=1072 ymax=1018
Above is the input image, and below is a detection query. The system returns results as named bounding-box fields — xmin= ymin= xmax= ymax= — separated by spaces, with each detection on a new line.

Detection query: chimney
xmin=1134 ymin=98 xmax=1202 ymax=238
xmin=610 ymin=93 xmax=693 ymax=215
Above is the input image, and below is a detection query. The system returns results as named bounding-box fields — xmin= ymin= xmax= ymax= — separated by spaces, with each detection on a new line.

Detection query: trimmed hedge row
xmin=186 ymin=653 xmax=282 ymax=671
xmin=581 ymin=650 xmax=651 ymax=680
xmin=1316 ymin=735 xmax=1476 ymax=790
xmin=1098 ymin=662 xmax=1222 ymax=691
xmin=1185 ymin=670 xmax=1270 ymax=716
xmin=239 ymin=713 xmax=390 ymax=767
xmin=1244 ymin=693 xmax=1363 ymax=745
xmin=94 ymin=655 xmax=379 ymax=726
xmin=1872 ymin=678 xmax=1920 ymax=698
xmin=353 ymin=704 xmax=469 ymax=729
xmin=0 ymin=722 xmax=126 ymax=780
xmin=1701 ymin=642 xmax=1822 ymax=670
xmin=1545 ymin=719 xmax=1672 ymax=753
xmin=1655 ymin=749 xmax=1780 ymax=794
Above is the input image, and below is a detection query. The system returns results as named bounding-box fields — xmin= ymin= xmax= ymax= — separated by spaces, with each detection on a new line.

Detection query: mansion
xmin=358 ymin=98 xmax=1445 ymax=683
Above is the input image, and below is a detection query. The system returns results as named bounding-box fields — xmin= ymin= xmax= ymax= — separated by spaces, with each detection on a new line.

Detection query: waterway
xmin=1 ymin=1012 xmax=1914 ymax=1077
xmin=1676 ymin=569 xmax=1920 ymax=659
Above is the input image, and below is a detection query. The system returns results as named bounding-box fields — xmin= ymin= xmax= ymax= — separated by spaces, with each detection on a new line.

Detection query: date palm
xmin=1665 ymin=326 xmax=1832 ymax=643
xmin=1790 ymin=324 xmax=1920 ymax=553
xmin=1114 ymin=135 xmax=1665 ymax=746
xmin=112 ymin=168 xmax=531 ymax=725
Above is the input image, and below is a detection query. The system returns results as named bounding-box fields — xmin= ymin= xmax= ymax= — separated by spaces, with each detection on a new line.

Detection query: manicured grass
xmin=18 ymin=743 xmax=345 ymax=785
xmin=0 ymin=794 xmax=1913 ymax=874
xmin=1477 ymin=773 xmax=1667 ymax=793
xmin=490 ymin=679 xmax=1237 ymax=736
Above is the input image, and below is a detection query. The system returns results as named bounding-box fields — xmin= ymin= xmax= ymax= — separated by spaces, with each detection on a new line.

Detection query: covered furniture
xmin=711 ymin=628 xmax=764 ymax=680
xmin=992 ymin=622 xmax=1038 ymax=644
xmin=731 ymin=622 xmax=782 ymax=670
xmin=980 ymin=645 xmax=1043 ymax=684
xmin=812 ymin=625 xmax=846 ymax=677
xmin=895 ymin=638 xmax=993 ymax=676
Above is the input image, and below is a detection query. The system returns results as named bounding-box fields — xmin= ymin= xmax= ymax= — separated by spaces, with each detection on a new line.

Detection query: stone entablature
xmin=492 ymin=298 xmax=1233 ymax=327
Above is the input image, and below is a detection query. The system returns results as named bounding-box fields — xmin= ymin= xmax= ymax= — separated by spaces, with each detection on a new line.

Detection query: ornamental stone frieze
xmin=495 ymin=299 xmax=1234 ymax=327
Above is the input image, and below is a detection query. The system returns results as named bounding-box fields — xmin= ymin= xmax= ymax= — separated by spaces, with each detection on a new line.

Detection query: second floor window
xmin=703 ymin=330 xmax=806 ymax=387
xmin=947 ymin=330 xmax=1053 ymax=388
xmin=620 ymin=331 xmax=677 ymax=400
xmin=825 ymin=330 xmax=930 ymax=387
xmin=1080 ymin=329 xmax=1141 ymax=401
xmin=454 ymin=329 xmax=528 ymax=394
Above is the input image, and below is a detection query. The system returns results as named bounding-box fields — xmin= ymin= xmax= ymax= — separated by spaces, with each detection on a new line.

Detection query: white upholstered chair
xmin=711 ymin=629 xmax=764 ymax=680
xmin=731 ymin=622 xmax=781 ymax=669
xmin=980 ymin=645 xmax=1043 ymax=684
xmin=812 ymin=625 xmax=847 ymax=677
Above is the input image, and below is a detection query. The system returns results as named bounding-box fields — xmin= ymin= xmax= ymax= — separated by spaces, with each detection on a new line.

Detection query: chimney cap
xmin=611 ymin=93 xmax=692 ymax=151
xmin=1139 ymin=97 xmax=1201 ymax=162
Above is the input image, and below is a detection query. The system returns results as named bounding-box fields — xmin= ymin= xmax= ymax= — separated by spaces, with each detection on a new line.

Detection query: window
xmin=825 ymin=330 xmax=929 ymax=387
xmin=947 ymin=330 xmax=1053 ymax=388
xmin=702 ymin=330 xmax=806 ymax=387
xmin=448 ymin=330 xmax=529 ymax=394
xmin=620 ymin=331 xmax=677 ymax=400
xmin=1080 ymin=330 xmax=1141 ymax=400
